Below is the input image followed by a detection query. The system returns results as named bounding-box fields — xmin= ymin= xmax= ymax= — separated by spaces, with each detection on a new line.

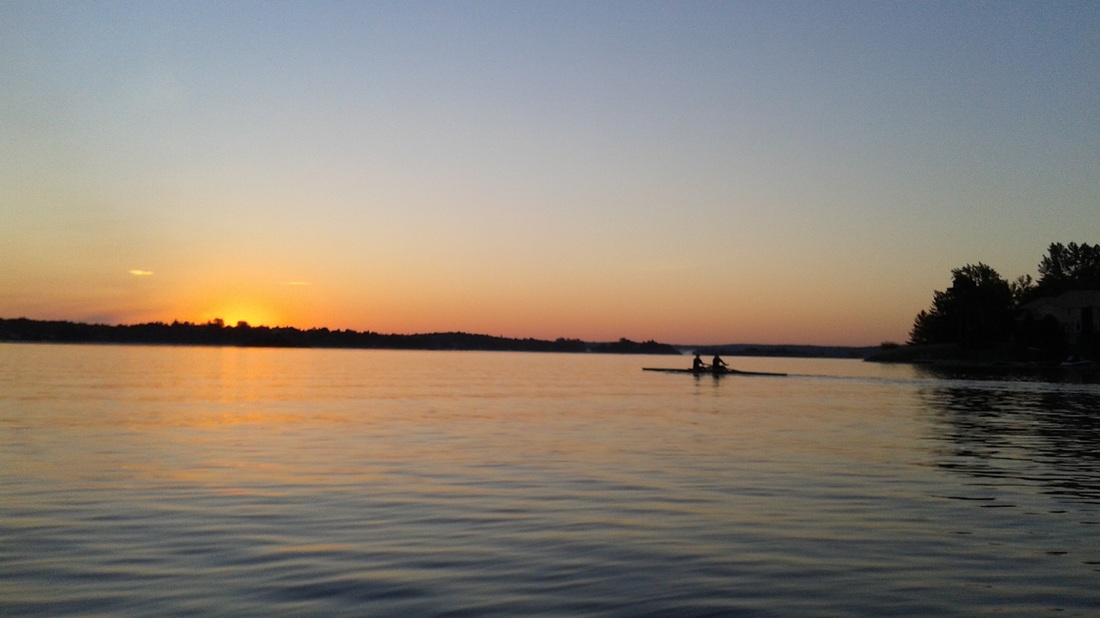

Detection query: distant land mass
xmin=0 ymin=317 xmax=681 ymax=355
xmin=692 ymin=343 xmax=879 ymax=359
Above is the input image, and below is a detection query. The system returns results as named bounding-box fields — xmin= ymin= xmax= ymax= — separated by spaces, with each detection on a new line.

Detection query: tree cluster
xmin=909 ymin=242 xmax=1100 ymax=359
xmin=1033 ymin=241 xmax=1100 ymax=298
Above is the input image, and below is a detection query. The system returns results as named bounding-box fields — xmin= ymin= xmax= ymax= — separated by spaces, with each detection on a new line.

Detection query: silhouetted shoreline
xmin=0 ymin=317 xmax=681 ymax=355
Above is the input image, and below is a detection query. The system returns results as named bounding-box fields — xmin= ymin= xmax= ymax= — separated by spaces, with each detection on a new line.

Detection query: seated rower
xmin=692 ymin=354 xmax=706 ymax=372
xmin=711 ymin=354 xmax=728 ymax=373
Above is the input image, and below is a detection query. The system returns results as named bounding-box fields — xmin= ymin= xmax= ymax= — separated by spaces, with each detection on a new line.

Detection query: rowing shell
xmin=642 ymin=367 xmax=788 ymax=377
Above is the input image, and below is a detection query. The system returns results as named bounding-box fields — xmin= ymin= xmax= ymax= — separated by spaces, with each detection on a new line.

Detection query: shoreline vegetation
xmin=0 ymin=317 xmax=878 ymax=359
xmin=0 ymin=317 xmax=683 ymax=355
xmin=865 ymin=242 xmax=1099 ymax=381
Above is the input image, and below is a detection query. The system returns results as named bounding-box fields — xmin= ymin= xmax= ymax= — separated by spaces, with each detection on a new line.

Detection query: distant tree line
xmin=588 ymin=337 xmax=684 ymax=354
xmin=908 ymin=242 xmax=1100 ymax=359
xmin=0 ymin=318 xmax=683 ymax=355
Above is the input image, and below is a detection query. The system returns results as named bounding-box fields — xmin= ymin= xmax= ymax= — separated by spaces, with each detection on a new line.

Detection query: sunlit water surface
xmin=2 ymin=344 xmax=1099 ymax=616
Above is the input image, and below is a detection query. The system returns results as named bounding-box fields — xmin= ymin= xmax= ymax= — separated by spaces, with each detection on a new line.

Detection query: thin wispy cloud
xmin=128 ymin=270 xmax=154 ymax=277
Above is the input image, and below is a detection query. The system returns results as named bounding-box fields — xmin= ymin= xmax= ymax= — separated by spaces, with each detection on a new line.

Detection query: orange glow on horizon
xmin=164 ymin=276 xmax=318 ymax=329
xmin=35 ymin=266 xmax=911 ymax=345
xmin=197 ymin=303 xmax=283 ymax=329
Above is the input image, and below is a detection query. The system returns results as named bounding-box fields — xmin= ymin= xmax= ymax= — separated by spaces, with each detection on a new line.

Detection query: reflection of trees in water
xmin=921 ymin=384 xmax=1100 ymax=505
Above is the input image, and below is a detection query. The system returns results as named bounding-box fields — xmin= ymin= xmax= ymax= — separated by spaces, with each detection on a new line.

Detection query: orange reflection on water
xmin=3 ymin=344 xmax=923 ymax=511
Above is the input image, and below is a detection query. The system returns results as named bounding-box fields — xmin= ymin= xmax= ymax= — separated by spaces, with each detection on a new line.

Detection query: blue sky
xmin=2 ymin=1 xmax=1098 ymax=344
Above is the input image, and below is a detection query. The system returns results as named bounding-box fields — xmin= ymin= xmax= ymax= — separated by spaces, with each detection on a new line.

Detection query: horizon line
xmin=0 ymin=315 xmax=882 ymax=349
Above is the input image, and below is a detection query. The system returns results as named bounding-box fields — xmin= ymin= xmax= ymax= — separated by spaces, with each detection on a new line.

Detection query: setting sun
xmin=200 ymin=304 xmax=281 ymax=328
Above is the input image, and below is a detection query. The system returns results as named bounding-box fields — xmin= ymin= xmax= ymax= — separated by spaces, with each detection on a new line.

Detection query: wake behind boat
xmin=643 ymin=367 xmax=788 ymax=377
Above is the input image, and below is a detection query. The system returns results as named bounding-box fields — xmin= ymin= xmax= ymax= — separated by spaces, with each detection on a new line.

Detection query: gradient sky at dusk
xmin=3 ymin=1 xmax=1098 ymax=345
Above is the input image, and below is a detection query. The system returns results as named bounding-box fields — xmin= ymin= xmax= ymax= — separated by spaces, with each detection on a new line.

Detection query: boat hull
xmin=643 ymin=367 xmax=787 ymax=377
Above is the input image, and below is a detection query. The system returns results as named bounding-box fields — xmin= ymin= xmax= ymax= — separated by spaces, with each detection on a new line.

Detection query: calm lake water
xmin=2 ymin=344 xmax=1099 ymax=616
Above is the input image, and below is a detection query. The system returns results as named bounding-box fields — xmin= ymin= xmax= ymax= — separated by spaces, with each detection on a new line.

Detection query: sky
xmin=2 ymin=1 xmax=1098 ymax=345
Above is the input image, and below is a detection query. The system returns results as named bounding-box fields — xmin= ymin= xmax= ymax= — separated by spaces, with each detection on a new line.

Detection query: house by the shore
xmin=1021 ymin=290 xmax=1100 ymax=345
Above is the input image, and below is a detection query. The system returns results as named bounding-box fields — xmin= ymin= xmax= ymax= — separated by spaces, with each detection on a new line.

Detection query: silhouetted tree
xmin=1010 ymin=274 xmax=1035 ymax=304
xmin=909 ymin=263 xmax=1015 ymax=348
xmin=1033 ymin=242 xmax=1100 ymax=298
xmin=909 ymin=309 xmax=947 ymax=346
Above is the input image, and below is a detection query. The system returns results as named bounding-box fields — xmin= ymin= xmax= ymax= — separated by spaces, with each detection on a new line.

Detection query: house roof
xmin=1023 ymin=290 xmax=1100 ymax=311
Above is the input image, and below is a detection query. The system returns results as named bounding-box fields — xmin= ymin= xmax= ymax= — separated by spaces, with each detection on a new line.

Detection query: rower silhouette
xmin=711 ymin=354 xmax=728 ymax=374
xmin=693 ymin=354 xmax=706 ymax=372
